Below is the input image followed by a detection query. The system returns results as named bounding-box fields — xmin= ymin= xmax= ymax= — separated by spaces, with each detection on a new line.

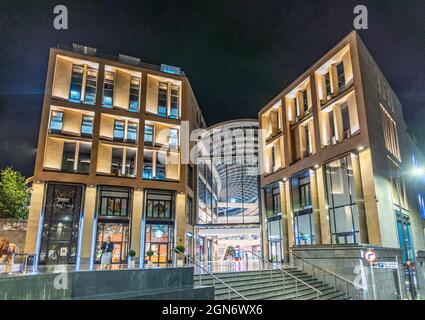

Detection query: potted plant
xmin=174 ymin=245 xmax=185 ymax=267
xmin=146 ymin=249 xmax=155 ymax=268
xmin=128 ymin=249 xmax=136 ymax=268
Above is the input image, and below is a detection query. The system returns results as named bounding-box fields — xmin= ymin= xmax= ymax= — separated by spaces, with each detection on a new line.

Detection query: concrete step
xmin=195 ymin=268 xmax=352 ymax=300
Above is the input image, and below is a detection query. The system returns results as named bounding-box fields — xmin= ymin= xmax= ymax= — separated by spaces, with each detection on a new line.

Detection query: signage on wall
xmin=373 ymin=261 xmax=398 ymax=269
xmin=364 ymin=249 xmax=376 ymax=262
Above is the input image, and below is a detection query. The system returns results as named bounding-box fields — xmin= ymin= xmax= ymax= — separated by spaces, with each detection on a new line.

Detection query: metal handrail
xmin=245 ymin=250 xmax=322 ymax=299
xmin=179 ymin=252 xmax=248 ymax=300
xmin=291 ymin=252 xmax=367 ymax=300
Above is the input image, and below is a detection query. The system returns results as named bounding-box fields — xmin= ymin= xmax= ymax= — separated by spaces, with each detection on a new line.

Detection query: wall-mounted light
xmin=314 ymin=164 xmax=320 ymax=169
xmin=357 ymin=146 xmax=365 ymax=151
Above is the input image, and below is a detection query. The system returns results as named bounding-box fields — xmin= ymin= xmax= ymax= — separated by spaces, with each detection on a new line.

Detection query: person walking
xmin=100 ymin=236 xmax=114 ymax=270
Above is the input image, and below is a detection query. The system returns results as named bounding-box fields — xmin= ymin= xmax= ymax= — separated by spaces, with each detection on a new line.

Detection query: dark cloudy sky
xmin=0 ymin=0 xmax=424 ymax=177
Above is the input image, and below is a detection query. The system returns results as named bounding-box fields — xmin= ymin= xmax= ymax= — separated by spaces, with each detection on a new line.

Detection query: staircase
xmin=195 ymin=268 xmax=351 ymax=300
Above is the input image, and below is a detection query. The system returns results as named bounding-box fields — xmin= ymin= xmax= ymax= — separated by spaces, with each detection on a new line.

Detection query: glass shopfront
xmin=39 ymin=183 xmax=83 ymax=265
xmin=144 ymin=224 xmax=174 ymax=265
xmin=324 ymin=154 xmax=360 ymax=244
xmin=95 ymin=186 xmax=132 ymax=264
xmin=291 ymin=171 xmax=315 ymax=246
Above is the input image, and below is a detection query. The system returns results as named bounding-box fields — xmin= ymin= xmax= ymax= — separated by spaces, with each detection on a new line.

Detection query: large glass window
xmin=186 ymin=196 xmax=193 ymax=225
xmin=143 ymin=150 xmax=153 ymax=179
xmin=96 ymin=187 xmax=132 ymax=264
xmin=396 ymin=213 xmax=415 ymax=263
xmin=170 ymin=84 xmax=179 ymax=119
xmin=111 ymin=147 xmax=123 ymax=176
xmin=156 ymin=152 xmax=166 ymax=180
xmin=127 ymin=122 xmax=138 ymax=144
xmin=81 ymin=115 xmax=93 ymax=137
xmin=99 ymin=187 xmax=131 ymax=217
xmin=129 ymin=76 xmax=140 ymax=112
xmin=125 ymin=148 xmax=136 ymax=177
xmin=169 ymin=128 xmax=179 ymax=149
xmin=145 ymin=190 xmax=175 ymax=219
xmin=324 ymin=72 xmax=332 ymax=97
xmin=77 ymin=143 xmax=91 ymax=174
xmin=84 ymin=68 xmax=97 ymax=104
xmin=302 ymin=89 xmax=309 ymax=113
xmin=144 ymin=125 xmax=154 ymax=145
xmin=267 ymin=217 xmax=283 ymax=262
xmin=113 ymin=120 xmax=125 ymax=141
xmin=144 ymin=224 xmax=174 ymax=265
xmin=39 ymin=184 xmax=83 ymax=265
xmin=341 ymin=102 xmax=351 ymax=139
xmin=157 ymin=82 xmax=168 ymax=117
xmin=324 ymin=154 xmax=360 ymax=244
xmin=336 ymin=62 xmax=345 ymax=89
xmin=61 ymin=142 xmax=76 ymax=173
xmin=292 ymin=171 xmax=314 ymax=246
xmin=69 ymin=65 xmax=83 ymax=102
xmin=50 ymin=111 xmax=63 ymax=132
xmin=103 ymin=71 xmax=114 ymax=107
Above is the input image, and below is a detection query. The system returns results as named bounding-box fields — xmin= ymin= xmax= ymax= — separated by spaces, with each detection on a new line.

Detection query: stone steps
xmin=195 ymin=268 xmax=351 ymax=300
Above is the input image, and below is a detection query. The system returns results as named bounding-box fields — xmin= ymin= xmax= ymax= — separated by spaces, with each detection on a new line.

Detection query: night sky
xmin=0 ymin=0 xmax=424 ymax=177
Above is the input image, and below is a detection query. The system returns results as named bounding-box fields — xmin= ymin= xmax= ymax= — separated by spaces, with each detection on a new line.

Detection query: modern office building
xmin=24 ymin=44 xmax=206 ymax=267
xmin=195 ymin=120 xmax=261 ymax=267
xmin=259 ymin=31 xmax=425 ymax=297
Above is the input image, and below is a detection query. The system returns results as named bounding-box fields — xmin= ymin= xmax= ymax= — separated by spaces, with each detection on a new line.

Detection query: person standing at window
xmin=100 ymin=236 xmax=114 ymax=269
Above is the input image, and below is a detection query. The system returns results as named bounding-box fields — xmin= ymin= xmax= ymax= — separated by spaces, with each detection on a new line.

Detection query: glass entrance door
xmin=269 ymin=241 xmax=283 ymax=263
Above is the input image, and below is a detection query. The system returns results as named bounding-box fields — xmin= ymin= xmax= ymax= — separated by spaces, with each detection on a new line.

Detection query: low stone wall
xmin=291 ymin=245 xmax=407 ymax=300
xmin=0 ymin=267 xmax=214 ymax=300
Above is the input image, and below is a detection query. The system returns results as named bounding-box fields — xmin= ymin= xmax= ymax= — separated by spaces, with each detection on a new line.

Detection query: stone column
xmin=24 ymin=183 xmax=45 ymax=255
xmin=316 ymin=167 xmax=331 ymax=244
xmin=79 ymin=186 xmax=97 ymax=265
xmin=130 ymin=190 xmax=144 ymax=261
xmin=310 ymin=169 xmax=322 ymax=244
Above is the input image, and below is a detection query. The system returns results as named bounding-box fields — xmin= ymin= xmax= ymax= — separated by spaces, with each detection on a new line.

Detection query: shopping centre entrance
xmin=194 ymin=225 xmax=262 ymax=273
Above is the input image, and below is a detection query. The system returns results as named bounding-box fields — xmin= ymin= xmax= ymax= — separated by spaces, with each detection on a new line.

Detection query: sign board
xmin=364 ymin=249 xmax=376 ymax=262
xmin=0 ymin=265 xmax=6 ymax=274
xmin=373 ymin=261 xmax=399 ymax=269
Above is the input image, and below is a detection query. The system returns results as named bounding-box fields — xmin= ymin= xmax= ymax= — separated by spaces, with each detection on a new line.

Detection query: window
xmin=129 ymin=76 xmax=140 ymax=112
xmin=170 ymin=85 xmax=179 ymax=119
xmin=127 ymin=122 xmax=138 ymax=144
xmin=324 ymin=155 xmax=360 ymax=245
xmin=304 ymin=124 xmax=311 ymax=157
xmin=99 ymin=187 xmax=131 ymax=217
xmin=103 ymin=71 xmax=114 ymax=107
xmin=145 ymin=190 xmax=175 ymax=219
xmin=291 ymin=172 xmax=314 ymax=246
xmin=336 ymin=62 xmax=345 ymax=89
xmin=156 ymin=152 xmax=166 ymax=180
xmin=144 ymin=224 xmax=174 ymax=265
xmin=113 ymin=120 xmax=125 ymax=141
xmin=158 ymin=82 xmax=168 ymax=117
xmin=302 ymin=89 xmax=309 ymax=113
xmin=69 ymin=65 xmax=83 ymax=102
xmin=329 ymin=110 xmax=336 ymax=145
xmin=324 ymin=72 xmax=332 ymax=97
xmin=125 ymin=148 xmax=136 ymax=177
xmin=143 ymin=150 xmax=153 ymax=179
xmin=381 ymin=105 xmax=401 ymax=161
xmin=77 ymin=143 xmax=91 ymax=174
xmin=84 ymin=68 xmax=97 ymax=104
xmin=144 ymin=125 xmax=154 ymax=145
xmin=272 ymin=188 xmax=281 ymax=216
xmin=341 ymin=102 xmax=351 ymax=139
xmin=271 ymin=146 xmax=276 ymax=169
xmin=186 ymin=196 xmax=193 ymax=225
xmin=187 ymin=165 xmax=193 ymax=190
xmin=97 ymin=186 xmax=131 ymax=264
xmin=81 ymin=115 xmax=93 ymax=137
xmin=169 ymin=128 xmax=179 ymax=149
xmin=111 ymin=147 xmax=123 ymax=176
xmin=61 ymin=142 xmax=76 ymax=173
xmin=50 ymin=111 xmax=63 ymax=132
xmin=38 ymin=184 xmax=83 ymax=265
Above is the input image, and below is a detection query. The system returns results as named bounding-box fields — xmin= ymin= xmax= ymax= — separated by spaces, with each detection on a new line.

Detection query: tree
xmin=0 ymin=167 xmax=30 ymax=219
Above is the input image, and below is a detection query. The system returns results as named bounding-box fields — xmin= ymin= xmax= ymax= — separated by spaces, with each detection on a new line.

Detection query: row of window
xmin=61 ymin=64 xmax=180 ymax=119
xmin=49 ymin=110 xmax=179 ymax=148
